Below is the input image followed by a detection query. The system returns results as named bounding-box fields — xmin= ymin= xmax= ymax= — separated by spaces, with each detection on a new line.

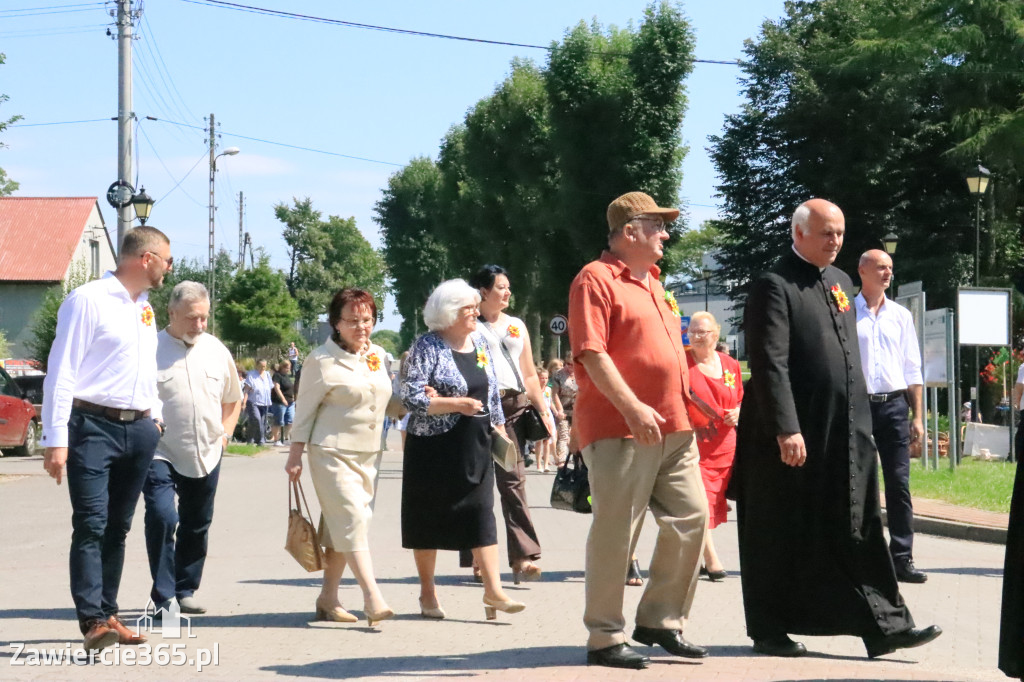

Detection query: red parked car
xmin=0 ymin=365 xmax=41 ymax=456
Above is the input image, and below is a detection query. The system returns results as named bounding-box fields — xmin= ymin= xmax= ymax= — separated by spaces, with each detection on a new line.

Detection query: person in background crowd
xmin=551 ymin=355 xmax=577 ymax=464
xmin=856 ymin=249 xmax=927 ymax=583
xmin=569 ymin=191 xmax=708 ymax=669
xmin=467 ymin=264 xmax=552 ymax=584
xmin=535 ymin=367 xmax=557 ymax=472
xmin=732 ymin=198 xmax=940 ymax=659
xmin=270 ymin=360 xmax=295 ymax=447
xmin=287 ymin=342 xmax=299 ymax=376
xmin=285 ymin=288 xmax=394 ymax=626
xmin=684 ymin=311 xmax=742 ymax=582
xmin=41 ymin=225 xmax=173 ymax=652
xmin=400 ymin=279 xmax=524 ymax=621
xmin=243 ymin=360 xmax=273 ymax=445
xmin=144 ymin=281 xmax=242 ymax=616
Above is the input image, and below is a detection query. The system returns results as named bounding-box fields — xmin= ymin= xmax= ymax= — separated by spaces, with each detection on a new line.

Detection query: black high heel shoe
xmin=701 ymin=565 xmax=728 ymax=582
xmin=626 ymin=559 xmax=644 ymax=586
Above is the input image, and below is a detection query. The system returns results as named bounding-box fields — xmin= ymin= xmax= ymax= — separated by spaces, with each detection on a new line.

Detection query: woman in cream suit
xmin=285 ymin=288 xmax=394 ymax=626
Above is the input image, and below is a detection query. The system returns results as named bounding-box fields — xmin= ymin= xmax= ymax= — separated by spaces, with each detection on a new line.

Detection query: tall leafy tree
xmin=218 ymin=256 xmax=301 ymax=348
xmin=275 ymin=198 xmax=387 ymax=326
xmin=0 ymin=53 xmax=22 ymax=196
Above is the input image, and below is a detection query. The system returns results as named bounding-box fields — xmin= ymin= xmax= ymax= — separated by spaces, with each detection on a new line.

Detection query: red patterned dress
xmin=686 ymin=350 xmax=743 ymax=529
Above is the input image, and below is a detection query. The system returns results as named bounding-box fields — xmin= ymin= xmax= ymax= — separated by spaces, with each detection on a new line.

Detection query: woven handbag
xmin=285 ymin=479 xmax=324 ymax=572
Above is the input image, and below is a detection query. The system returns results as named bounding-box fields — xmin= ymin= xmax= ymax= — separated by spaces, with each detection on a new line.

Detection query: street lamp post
xmin=966 ymin=162 xmax=991 ymax=423
xmin=701 ymin=265 xmax=713 ymax=312
xmin=131 ymin=186 xmax=154 ymax=225
xmin=882 ymin=232 xmax=898 ymax=256
xmin=208 ymin=146 xmax=240 ymax=334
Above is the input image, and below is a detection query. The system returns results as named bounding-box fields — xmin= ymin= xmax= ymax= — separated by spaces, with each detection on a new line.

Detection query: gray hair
xmin=423 ymin=279 xmax=480 ymax=331
xmin=168 ymin=281 xmax=210 ymax=311
xmin=791 ymin=203 xmax=811 ymax=240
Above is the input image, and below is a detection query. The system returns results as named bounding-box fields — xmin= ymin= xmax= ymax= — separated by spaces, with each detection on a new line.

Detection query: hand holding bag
xmin=550 ymin=452 xmax=592 ymax=514
xmin=517 ymin=404 xmax=551 ymax=442
xmin=285 ymin=479 xmax=324 ymax=572
xmin=490 ymin=428 xmax=517 ymax=472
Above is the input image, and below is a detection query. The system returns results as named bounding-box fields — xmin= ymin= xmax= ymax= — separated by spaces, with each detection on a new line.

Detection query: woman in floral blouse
xmin=400 ymin=279 xmax=524 ymax=621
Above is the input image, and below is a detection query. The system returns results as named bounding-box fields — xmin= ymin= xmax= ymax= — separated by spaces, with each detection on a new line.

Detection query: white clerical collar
xmin=791 ymin=244 xmax=826 ymax=273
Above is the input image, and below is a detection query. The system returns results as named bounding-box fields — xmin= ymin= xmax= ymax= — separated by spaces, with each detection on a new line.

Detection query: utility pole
xmin=208 ymin=112 xmax=217 ymax=332
xmin=115 ymin=0 xmax=136 ymax=253
xmin=237 ymin=191 xmax=244 ymax=268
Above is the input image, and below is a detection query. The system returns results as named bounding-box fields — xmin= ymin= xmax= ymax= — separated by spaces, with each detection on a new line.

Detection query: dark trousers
xmin=143 ymin=459 xmax=221 ymax=605
xmin=870 ymin=394 xmax=914 ymax=562
xmin=245 ymin=402 xmax=269 ymax=444
xmin=66 ymin=409 xmax=160 ymax=631
xmin=460 ymin=395 xmax=542 ymax=568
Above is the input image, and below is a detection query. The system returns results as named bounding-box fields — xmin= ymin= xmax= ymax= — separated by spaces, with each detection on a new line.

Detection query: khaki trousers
xmin=582 ymin=430 xmax=708 ymax=650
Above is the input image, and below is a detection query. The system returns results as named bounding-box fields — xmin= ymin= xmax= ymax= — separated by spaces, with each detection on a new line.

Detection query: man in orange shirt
xmin=568 ymin=191 xmax=709 ymax=670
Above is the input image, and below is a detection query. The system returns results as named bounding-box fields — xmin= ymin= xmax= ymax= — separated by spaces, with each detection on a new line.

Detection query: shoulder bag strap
xmin=480 ymin=319 xmax=526 ymax=393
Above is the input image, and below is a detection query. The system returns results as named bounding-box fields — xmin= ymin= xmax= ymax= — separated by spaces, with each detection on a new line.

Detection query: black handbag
xmin=550 ymin=452 xmax=592 ymax=514
xmin=517 ymin=405 xmax=551 ymax=442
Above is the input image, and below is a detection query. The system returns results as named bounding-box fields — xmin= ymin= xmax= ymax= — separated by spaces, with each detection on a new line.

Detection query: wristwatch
xmin=153 ymin=418 xmax=166 ymax=436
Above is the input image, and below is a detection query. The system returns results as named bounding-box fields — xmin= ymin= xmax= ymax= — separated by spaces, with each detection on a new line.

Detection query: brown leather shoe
xmin=83 ymin=620 xmax=119 ymax=652
xmin=106 ymin=614 xmax=147 ymax=645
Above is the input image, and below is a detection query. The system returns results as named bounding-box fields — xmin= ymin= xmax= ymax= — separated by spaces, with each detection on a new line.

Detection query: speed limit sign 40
xmin=549 ymin=314 xmax=568 ymax=335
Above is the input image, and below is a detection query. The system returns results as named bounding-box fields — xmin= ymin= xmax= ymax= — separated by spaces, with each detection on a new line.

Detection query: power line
xmin=10 ymin=117 xmax=109 ymax=127
xmin=0 ymin=2 xmax=104 ymax=12
xmin=177 ymin=0 xmax=739 ymax=66
xmin=0 ymin=6 xmax=105 ymax=18
xmin=0 ymin=23 xmax=106 ymax=38
xmin=140 ymin=14 xmax=203 ymax=126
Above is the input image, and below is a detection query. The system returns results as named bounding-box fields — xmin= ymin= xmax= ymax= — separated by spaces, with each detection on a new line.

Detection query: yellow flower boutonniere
xmin=723 ymin=370 xmax=736 ymax=388
xmin=365 ymin=353 xmax=381 ymax=372
xmin=476 ymin=346 xmax=488 ymax=369
xmin=830 ymin=284 xmax=851 ymax=313
xmin=507 ymin=324 xmax=521 ymax=339
xmin=664 ymin=290 xmax=681 ymax=317
xmin=141 ymin=303 xmax=154 ymax=327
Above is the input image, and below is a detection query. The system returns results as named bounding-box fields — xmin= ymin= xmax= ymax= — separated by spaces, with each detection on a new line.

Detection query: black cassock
xmin=731 ymin=250 xmax=914 ymax=640
xmin=999 ymin=458 xmax=1024 ymax=678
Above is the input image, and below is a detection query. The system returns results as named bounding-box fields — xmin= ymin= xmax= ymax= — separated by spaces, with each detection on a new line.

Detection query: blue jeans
xmin=143 ymin=459 xmax=221 ymax=605
xmin=245 ymin=402 xmax=269 ymax=444
xmin=66 ymin=409 xmax=160 ymax=631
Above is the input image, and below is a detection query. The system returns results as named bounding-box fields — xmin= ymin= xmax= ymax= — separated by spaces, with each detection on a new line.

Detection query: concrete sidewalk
xmin=0 ymin=433 xmax=1010 ymax=681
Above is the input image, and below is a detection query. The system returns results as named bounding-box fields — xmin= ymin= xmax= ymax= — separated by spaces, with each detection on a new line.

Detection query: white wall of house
xmin=68 ymin=203 xmax=116 ymax=280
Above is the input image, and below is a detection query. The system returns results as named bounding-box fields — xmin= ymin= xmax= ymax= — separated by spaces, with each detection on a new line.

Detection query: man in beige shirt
xmin=143 ymin=281 xmax=242 ymax=615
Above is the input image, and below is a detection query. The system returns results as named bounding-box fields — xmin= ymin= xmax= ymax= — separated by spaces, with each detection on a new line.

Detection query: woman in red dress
xmin=685 ymin=311 xmax=743 ymax=581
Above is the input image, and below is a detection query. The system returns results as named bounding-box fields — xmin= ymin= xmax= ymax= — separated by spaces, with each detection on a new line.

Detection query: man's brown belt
xmin=72 ymin=398 xmax=151 ymax=422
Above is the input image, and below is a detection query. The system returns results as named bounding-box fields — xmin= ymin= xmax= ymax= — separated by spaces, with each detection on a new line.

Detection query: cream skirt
xmin=307 ymin=444 xmax=382 ymax=552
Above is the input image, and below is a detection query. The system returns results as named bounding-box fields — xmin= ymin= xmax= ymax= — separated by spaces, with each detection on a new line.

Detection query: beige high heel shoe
xmin=314 ymin=596 xmax=358 ymax=623
xmin=364 ymin=604 xmax=395 ymax=627
xmin=482 ymin=595 xmax=525 ymax=620
xmin=419 ymin=597 xmax=446 ymax=620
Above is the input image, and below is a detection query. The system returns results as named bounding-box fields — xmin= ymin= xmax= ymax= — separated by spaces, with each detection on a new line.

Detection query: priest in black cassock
xmin=731 ymin=198 xmax=942 ymax=658
xmin=1000 ymin=454 xmax=1024 ymax=678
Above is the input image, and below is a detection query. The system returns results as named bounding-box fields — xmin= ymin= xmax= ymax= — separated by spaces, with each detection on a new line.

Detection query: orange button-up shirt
xmin=568 ymin=251 xmax=692 ymax=450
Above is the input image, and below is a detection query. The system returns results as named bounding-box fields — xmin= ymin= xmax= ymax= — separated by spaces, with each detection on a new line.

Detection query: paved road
xmin=0 ymin=431 xmax=1008 ymax=680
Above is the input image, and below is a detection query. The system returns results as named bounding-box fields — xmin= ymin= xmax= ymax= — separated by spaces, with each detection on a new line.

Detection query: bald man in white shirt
xmin=42 ymin=226 xmax=173 ymax=652
xmin=855 ymin=249 xmax=926 ymax=584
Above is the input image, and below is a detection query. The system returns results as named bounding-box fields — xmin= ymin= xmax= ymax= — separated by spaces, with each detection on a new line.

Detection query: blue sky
xmin=2 ymin=0 xmax=787 ymax=330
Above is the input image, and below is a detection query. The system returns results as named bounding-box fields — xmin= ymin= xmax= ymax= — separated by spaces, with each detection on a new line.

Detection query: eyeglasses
xmin=631 ymin=215 xmax=667 ymax=233
xmin=460 ymin=305 xmax=480 ymax=314
xmin=340 ymin=317 xmax=375 ymax=329
xmin=689 ymin=330 xmax=716 ymax=338
xmin=145 ymin=251 xmax=173 ymax=268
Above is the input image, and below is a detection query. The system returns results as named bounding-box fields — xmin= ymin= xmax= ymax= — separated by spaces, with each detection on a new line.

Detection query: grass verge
xmin=897 ymin=457 xmax=1016 ymax=513
xmin=226 ymin=444 xmax=270 ymax=456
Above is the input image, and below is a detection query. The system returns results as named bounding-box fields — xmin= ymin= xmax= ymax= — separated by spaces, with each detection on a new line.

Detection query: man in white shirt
xmin=855 ymin=249 xmax=926 ymax=583
xmin=143 ymin=281 xmax=242 ymax=617
xmin=42 ymin=226 xmax=173 ymax=652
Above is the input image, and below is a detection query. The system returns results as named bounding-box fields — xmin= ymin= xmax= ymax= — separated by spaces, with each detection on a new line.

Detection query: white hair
xmin=791 ymin=203 xmax=811 ymax=240
xmin=423 ymin=279 xmax=480 ymax=331
xmin=168 ymin=280 xmax=209 ymax=311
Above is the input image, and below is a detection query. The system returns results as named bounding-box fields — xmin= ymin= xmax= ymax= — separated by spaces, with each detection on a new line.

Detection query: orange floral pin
xmin=476 ymin=346 xmax=488 ymax=369
xmin=723 ymin=370 xmax=736 ymax=388
xmin=830 ymin=284 xmax=850 ymax=313
xmin=365 ymin=353 xmax=381 ymax=372
xmin=664 ymin=290 xmax=681 ymax=317
xmin=141 ymin=303 xmax=154 ymax=327
xmin=507 ymin=324 xmax=521 ymax=339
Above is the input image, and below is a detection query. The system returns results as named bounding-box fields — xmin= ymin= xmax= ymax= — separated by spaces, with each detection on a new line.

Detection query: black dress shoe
xmin=706 ymin=568 xmax=728 ymax=582
xmin=894 ymin=559 xmax=927 ymax=583
xmin=586 ymin=643 xmax=650 ymax=669
xmin=752 ymin=635 xmax=807 ymax=657
xmin=864 ymin=625 xmax=942 ymax=659
xmin=632 ymin=626 xmax=708 ymax=658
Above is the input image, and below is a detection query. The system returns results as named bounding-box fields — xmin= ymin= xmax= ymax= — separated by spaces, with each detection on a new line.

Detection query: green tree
xmin=147 ymin=250 xmax=236 ymax=330
xmin=0 ymin=53 xmax=22 ymax=196
xmin=275 ymin=198 xmax=387 ymax=327
xmin=0 ymin=329 xmax=10 ymax=359
xmin=664 ymin=221 xmax=722 ymax=281
xmin=218 ymin=256 xmax=301 ymax=348
xmin=370 ymin=329 xmax=401 ymax=357
xmin=27 ymin=260 xmax=93 ymax=369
